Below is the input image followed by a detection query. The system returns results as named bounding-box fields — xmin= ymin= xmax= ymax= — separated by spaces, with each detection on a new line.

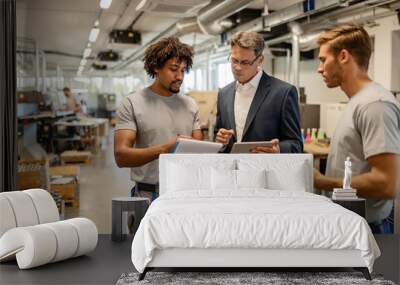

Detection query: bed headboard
xmin=159 ymin=154 xmax=314 ymax=196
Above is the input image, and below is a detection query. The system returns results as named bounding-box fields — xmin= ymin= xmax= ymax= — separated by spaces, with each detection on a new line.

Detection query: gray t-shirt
xmin=115 ymin=87 xmax=201 ymax=184
xmin=326 ymin=82 xmax=400 ymax=223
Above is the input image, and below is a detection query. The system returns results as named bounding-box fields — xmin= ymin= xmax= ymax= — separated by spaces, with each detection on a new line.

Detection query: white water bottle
xmin=343 ymin=157 xmax=352 ymax=189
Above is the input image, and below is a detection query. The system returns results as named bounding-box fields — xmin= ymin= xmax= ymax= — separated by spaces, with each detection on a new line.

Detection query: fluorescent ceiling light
xmin=94 ymin=20 xmax=99 ymax=27
xmin=80 ymin=59 xmax=87 ymax=66
xmin=83 ymin=48 xmax=92 ymax=58
xmin=89 ymin=28 xmax=100 ymax=42
xmin=100 ymin=0 xmax=112 ymax=9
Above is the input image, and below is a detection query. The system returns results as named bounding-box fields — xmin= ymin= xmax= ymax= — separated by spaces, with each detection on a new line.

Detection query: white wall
xmin=366 ymin=16 xmax=400 ymax=90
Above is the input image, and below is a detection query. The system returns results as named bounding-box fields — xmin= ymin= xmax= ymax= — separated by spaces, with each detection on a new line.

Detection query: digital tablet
xmin=172 ymin=138 xmax=223 ymax=154
xmin=230 ymin=141 xmax=274 ymax=153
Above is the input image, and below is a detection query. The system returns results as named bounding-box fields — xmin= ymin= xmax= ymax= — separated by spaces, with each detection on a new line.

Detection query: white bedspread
xmin=131 ymin=190 xmax=380 ymax=273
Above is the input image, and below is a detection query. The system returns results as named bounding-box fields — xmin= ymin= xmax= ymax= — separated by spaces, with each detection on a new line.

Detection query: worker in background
xmin=215 ymin=31 xmax=303 ymax=153
xmin=63 ymin=87 xmax=81 ymax=113
xmin=114 ymin=36 xmax=202 ymax=201
xmin=314 ymin=24 xmax=400 ymax=234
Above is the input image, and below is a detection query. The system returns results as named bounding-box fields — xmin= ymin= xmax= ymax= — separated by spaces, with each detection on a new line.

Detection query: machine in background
xmin=97 ymin=93 xmax=116 ymax=119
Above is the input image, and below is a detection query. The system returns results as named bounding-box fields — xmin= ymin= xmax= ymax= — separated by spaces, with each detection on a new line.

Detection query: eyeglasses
xmin=228 ymin=54 xmax=260 ymax=67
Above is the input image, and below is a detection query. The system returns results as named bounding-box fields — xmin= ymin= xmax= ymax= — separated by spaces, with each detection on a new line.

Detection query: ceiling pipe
xmin=298 ymin=32 xmax=322 ymax=51
xmin=197 ymin=0 xmax=254 ymax=35
xmin=114 ymin=0 xmax=256 ymax=70
xmin=289 ymin=22 xmax=302 ymax=91
xmin=268 ymin=0 xmax=399 ymax=51
xmin=195 ymin=0 xmax=352 ymax=55
xmin=117 ymin=0 xmax=397 ymax=71
xmin=175 ymin=17 xmax=201 ymax=35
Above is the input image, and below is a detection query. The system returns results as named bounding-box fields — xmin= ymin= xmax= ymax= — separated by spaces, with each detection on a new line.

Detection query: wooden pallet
xmin=60 ymin=151 xmax=92 ymax=165
xmin=17 ymin=159 xmax=49 ymax=190
xmin=49 ymin=165 xmax=80 ymax=178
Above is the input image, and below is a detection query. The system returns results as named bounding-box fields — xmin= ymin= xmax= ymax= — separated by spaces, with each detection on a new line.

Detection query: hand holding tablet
xmin=231 ymin=139 xmax=280 ymax=153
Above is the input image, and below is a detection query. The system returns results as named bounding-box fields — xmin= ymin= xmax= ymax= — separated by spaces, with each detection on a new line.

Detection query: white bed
xmin=131 ymin=154 xmax=380 ymax=280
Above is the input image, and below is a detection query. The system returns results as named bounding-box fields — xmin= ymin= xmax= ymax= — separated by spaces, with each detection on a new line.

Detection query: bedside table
xmin=332 ymin=198 xmax=366 ymax=218
xmin=111 ymin=197 xmax=150 ymax=242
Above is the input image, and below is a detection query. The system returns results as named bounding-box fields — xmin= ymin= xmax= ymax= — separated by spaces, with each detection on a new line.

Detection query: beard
xmin=168 ymin=80 xmax=182 ymax=93
xmin=325 ymin=62 xmax=343 ymax=88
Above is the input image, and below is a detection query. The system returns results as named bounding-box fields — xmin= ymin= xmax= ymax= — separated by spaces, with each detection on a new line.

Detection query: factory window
xmin=183 ymin=69 xmax=195 ymax=93
xmin=195 ymin=69 xmax=203 ymax=90
xmin=217 ymin=62 xmax=233 ymax=88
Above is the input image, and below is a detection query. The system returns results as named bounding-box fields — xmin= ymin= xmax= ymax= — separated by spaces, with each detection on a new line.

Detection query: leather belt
xmin=137 ymin=182 xmax=158 ymax=192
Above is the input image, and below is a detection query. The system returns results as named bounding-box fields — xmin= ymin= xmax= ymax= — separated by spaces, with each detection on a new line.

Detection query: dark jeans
xmin=369 ymin=208 xmax=394 ymax=234
xmin=130 ymin=183 xmax=158 ymax=201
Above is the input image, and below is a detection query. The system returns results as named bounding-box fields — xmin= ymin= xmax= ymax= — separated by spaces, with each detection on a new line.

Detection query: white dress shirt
xmin=234 ymin=70 xmax=263 ymax=142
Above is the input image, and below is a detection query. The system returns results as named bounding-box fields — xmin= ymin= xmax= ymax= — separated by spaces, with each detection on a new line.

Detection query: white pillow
xmin=236 ymin=169 xmax=267 ymax=189
xmin=211 ymin=168 xmax=236 ymax=190
xmin=211 ymin=169 xmax=267 ymax=190
xmin=168 ymin=163 xmax=211 ymax=191
xmin=266 ymin=162 xmax=306 ymax=191
xmin=166 ymin=159 xmax=236 ymax=192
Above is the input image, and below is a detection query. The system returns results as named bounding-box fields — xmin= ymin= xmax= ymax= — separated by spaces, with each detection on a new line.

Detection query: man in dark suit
xmin=215 ymin=31 xmax=303 ymax=153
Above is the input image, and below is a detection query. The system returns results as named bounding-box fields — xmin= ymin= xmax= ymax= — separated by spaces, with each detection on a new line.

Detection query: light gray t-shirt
xmin=115 ymin=87 xmax=201 ymax=184
xmin=326 ymin=82 xmax=400 ymax=223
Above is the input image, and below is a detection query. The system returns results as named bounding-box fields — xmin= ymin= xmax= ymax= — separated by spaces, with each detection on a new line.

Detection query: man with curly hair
xmin=114 ymin=37 xmax=203 ymax=200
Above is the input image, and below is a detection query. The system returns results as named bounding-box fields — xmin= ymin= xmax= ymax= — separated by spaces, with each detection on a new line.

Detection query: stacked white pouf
xmin=0 ymin=189 xmax=98 ymax=269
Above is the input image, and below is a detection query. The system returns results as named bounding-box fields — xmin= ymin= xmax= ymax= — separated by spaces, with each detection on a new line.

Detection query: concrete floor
xmin=65 ymin=134 xmax=132 ymax=234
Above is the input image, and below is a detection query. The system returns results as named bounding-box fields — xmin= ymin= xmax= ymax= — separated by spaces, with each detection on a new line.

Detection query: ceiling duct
xmin=263 ymin=0 xmax=349 ymax=30
xmin=298 ymin=31 xmax=322 ymax=51
xmin=136 ymin=0 xmax=211 ymax=17
xmin=197 ymin=0 xmax=255 ymax=35
xmin=194 ymin=0 xmax=351 ymax=55
xmin=175 ymin=17 xmax=201 ymax=35
xmin=114 ymin=0 xmax=256 ymax=70
xmin=274 ymin=0 xmax=400 ymax=51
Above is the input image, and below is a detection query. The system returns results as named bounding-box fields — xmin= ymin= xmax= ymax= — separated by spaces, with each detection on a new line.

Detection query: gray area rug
xmin=116 ymin=271 xmax=395 ymax=285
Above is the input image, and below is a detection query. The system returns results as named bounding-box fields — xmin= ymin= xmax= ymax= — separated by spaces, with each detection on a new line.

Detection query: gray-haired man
xmin=215 ymin=31 xmax=303 ymax=153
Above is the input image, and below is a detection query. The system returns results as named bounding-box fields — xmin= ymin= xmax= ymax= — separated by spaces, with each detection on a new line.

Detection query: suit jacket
xmin=215 ymin=71 xmax=303 ymax=153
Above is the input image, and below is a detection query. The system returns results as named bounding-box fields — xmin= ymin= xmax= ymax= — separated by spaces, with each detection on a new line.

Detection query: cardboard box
xmin=49 ymin=165 xmax=80 ymax=178
xmin=50 ymin=177 xmax=79 ymax=208
xmin=17 ymin=159 xmax=49 ymax=190
xmin=50 ymin=179 xmax=77 ymax=200
xmin=17 ymin=171 xmax=42 ymax=190
xmin=60 ymin=151 xmax=92 ymax=165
